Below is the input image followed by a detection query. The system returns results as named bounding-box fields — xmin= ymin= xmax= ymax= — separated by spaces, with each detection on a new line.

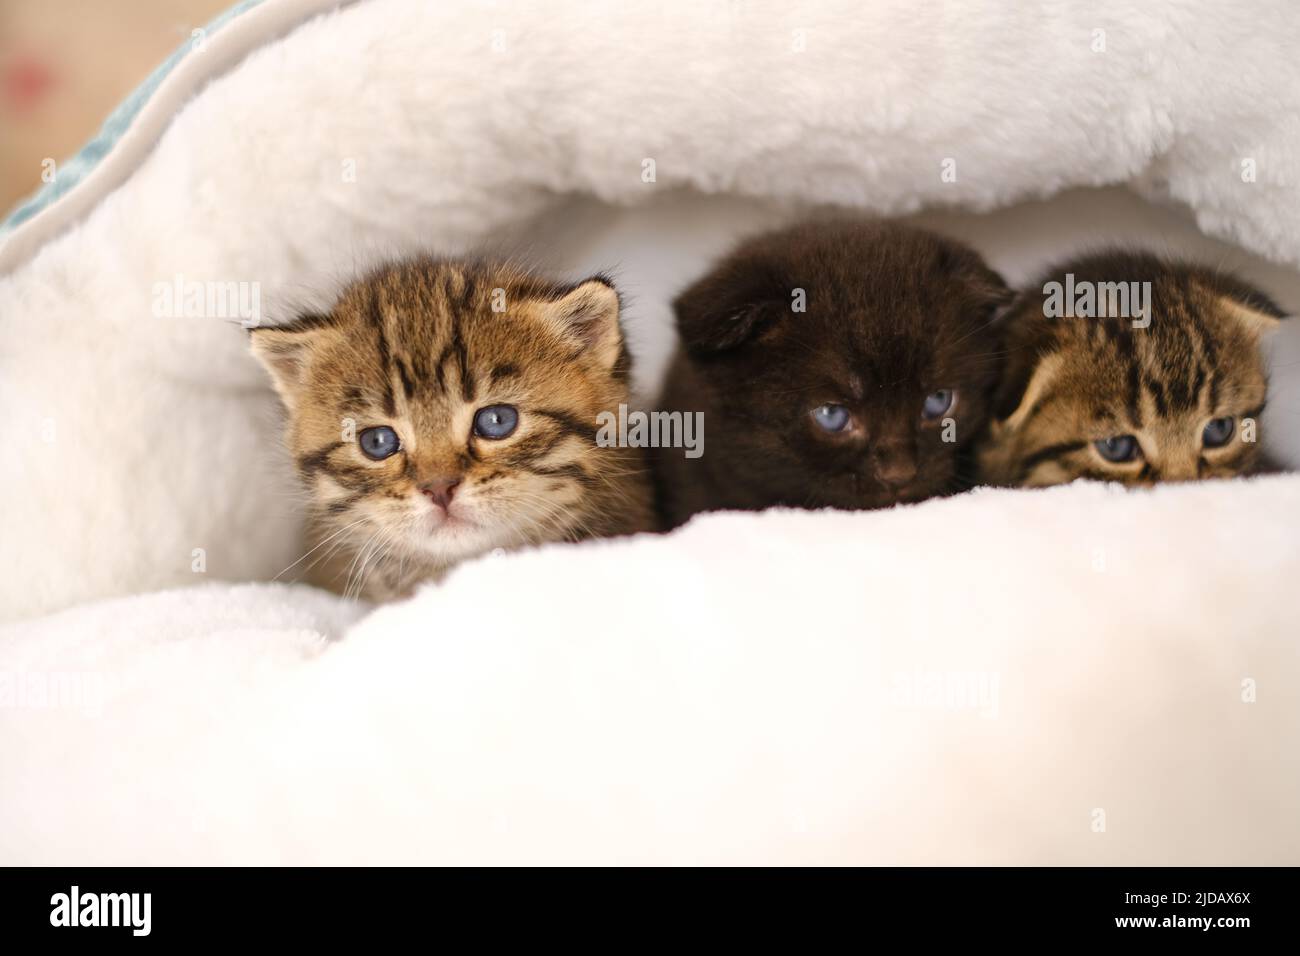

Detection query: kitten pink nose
xmin=420 ymin=478 xmax=460 ymax=509
xmin=872 ymin=448 xmax=918 ymax=489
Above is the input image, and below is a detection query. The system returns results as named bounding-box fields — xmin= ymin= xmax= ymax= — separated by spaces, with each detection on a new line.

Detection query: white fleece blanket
xmin=1 ymin=0 xmax=1298 ymax=864
xmin=3 ymin=479 xmax=1299 ymax=864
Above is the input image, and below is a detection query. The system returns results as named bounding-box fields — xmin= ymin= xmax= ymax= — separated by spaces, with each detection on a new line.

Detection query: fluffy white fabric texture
xmin=0 ymin=0 xmax=1297 ymax=863
xmin=3 ymin=479 xmax=1298 ymax=865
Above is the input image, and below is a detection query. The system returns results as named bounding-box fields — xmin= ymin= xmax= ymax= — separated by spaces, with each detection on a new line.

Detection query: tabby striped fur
xmin=979 ymin=251 xmax=1283 ymax=487
xmin=250 ymin=258 xmax=655 ymax=599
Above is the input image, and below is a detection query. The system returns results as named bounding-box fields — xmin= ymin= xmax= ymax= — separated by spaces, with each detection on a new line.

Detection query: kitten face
xmin=251 ymin=259 xmax=653 ymax=597
xmin=979 ymin=253 xmax=1282 ymax=487
xmin=654 ymin=220 xmax=1010 ymax=524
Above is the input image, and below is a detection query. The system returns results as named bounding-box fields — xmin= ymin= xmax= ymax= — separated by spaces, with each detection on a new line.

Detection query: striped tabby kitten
xmin=979 ymin=251 xmax=1285 ymax=487
xmin=250 ymin=259 xmax=654 ymax=599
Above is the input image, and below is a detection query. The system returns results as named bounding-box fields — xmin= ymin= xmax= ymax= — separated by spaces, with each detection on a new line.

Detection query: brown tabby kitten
xmin=653 ymin=219 xmax=1011 ymax=527
xmin=250 ymin=258 xmax=655 ymax=599
xmin=979 ymin=251 xmax=1285 ymax=487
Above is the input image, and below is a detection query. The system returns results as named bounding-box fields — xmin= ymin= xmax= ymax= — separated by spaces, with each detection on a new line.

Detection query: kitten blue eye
xmin=473 ymin=404 xmax=519 ymax=439
xmin=1202 ymin=416 xmax=1235 ymax=448
xmin=812 ymin=403 xmax=851 ymax=432
xmin=921 ymin=389 xmax=955 ymax=420
xmin=1094 ymin=435 xmax=1139 ymax=463
xmin=359 ymin=425 xmax=401 ymax=460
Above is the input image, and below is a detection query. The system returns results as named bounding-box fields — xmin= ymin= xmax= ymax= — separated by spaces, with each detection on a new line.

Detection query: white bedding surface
xmin=3 ymin=478 xmax=1297 ymax=864
xmin=1 ymin=0 xmax=1298 ymax=863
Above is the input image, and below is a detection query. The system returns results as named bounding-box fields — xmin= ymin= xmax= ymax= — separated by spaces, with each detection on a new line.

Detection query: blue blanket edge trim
xmin=0 ymin=0 xmax=266 ymax=237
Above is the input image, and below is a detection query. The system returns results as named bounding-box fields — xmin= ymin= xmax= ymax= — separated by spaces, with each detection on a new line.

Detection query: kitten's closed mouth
xmin=428 ymin=510 xmax=478 ymax=534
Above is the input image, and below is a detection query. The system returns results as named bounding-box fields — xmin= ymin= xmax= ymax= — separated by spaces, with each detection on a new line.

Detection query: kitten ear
xmin=678 ymin=300 xmax=779 ymax=355
xmin=935 ymin=240 xmax=1012 ymax=315
xmin=248 ymin=313 xmax=339 ymax=410
xmin=1218 ymin=295 xmax=1284 ymax=338
xmin=990 ymin=293 xmax=1056 ymax=422
xmin=673 ymin=261 xmax=786 ymax=356
xmin=537 ymin=277 xmax=624 ymax=371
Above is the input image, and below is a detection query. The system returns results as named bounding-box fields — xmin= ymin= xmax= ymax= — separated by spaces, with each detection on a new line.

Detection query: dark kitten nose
xmin=871 ymin=446 xmax=918 ymax=490
xmin=420 ymin=478 xmax=460 ymax=509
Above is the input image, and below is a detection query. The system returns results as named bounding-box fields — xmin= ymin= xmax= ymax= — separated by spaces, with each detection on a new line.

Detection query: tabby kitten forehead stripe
xmin=250 ymin=258 xmax=654 ymax=600
xmin=979 ymin=251 xmax=1285 ymax=488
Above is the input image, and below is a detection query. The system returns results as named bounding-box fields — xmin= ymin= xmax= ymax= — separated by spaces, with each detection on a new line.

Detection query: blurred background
xmin=1 ymin=0 xmax=230 ymax=213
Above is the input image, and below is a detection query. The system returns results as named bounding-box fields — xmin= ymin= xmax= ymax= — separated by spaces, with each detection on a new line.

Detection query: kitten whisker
xmin=273 ymin=517 xmax=368 ymax=582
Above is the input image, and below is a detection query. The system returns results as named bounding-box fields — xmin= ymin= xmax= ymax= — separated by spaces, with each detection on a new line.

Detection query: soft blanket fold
xmin=3 ymin=480 xmax=1298 ymax=864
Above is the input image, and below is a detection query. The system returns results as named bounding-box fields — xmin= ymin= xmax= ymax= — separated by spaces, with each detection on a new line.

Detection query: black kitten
xmin=652 ymin=218 xmax=1010 ymax=527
